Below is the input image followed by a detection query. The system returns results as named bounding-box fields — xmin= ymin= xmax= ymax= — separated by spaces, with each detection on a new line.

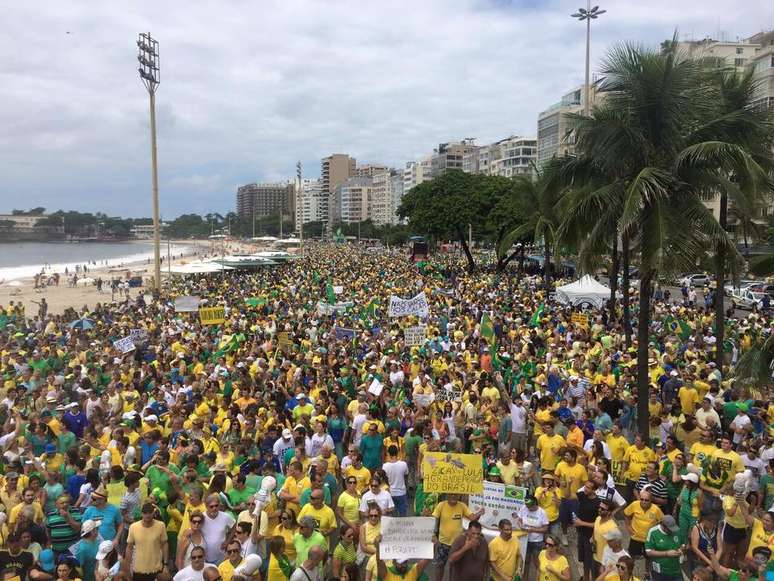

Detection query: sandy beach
xmin=0 ymin=239 xmax=256 ymax=315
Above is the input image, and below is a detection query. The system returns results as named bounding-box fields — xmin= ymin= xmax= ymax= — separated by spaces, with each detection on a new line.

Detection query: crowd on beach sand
xmin=0 ymin=242 xmax=772 ymax=581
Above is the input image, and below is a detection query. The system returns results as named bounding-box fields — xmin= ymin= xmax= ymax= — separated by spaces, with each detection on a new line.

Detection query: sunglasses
xmin=191 ymin=519 xmax=203 ymax=525
xmin=227 ymin=548 xmax=240 ymax=554
xmin=545 ymin=542 xmax=555 ymax=547
xmin=369 ymin=514 xmax=380 ymax=519
xmin=347 ymin=479 xmax=356 ymax=484
xmin=617 ymin=564 xmax=627 ymax=570
xmin=191 ymin=555 xmax=204 ymax=560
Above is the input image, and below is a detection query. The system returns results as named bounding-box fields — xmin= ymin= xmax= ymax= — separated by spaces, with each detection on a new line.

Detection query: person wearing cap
xmin=273 ymin=429 xmax=296 ymax=474
xmin=62 ymin=400 xmax=89 ymax=439
xmin=535 ymin=473 xmax=562 ymax=537
xmin=73 ymin=517 xmax=103 ymax=581
xmin=293 ymin=516 xmax=326 ymax=570
xmin=82 ymin=484 xmax=123 ymax=543
xmin=645 ymin=515 xmax=683 ymax=581
xmin=601 ymin=527 xmax=630 ymax=569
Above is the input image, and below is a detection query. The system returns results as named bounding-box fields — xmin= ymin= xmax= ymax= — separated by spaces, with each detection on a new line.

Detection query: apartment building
xmin=321 ymin=154 xmax=356 ymax=226
xmin=236 ymin=182 xmax=295 ymax=220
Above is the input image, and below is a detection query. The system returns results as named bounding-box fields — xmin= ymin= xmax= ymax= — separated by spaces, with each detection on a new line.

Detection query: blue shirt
xmin=359 ymin=434 xmax=384 ymax=471
xmin=82 ymin=503 xmax=122 ymax=541
xmin=139 ymin=440 xmax=159 ymax=465
xmin=67 ymin=474 xmax=87 ymax=501
xmin=62 ymin=411 xmax=89 ymax=439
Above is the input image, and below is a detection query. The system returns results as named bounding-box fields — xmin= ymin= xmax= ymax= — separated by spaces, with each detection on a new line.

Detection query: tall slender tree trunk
xmin=458 ymin=230 xmax=476 ymax=273
xmin=544 ymin=239 xmax=553 ymax=293
xmin=714 ymin=193 xmax=728 ymax=372
xmin=637 ymin=268 xmax=654 ymax=437
xmin=609 ymin=232 xmax=620 ymax=316
xmin=622 ymin=233 xmax=632 ymax=349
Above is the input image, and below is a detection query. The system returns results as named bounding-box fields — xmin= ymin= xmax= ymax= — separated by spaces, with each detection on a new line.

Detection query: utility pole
xmin=468 ymin=223 xmax=472 ymax=248
xmin=137 ymin=32 xmax=162 ymax=293
xmin=296 ymin=161 xmax=303 ymax=250
xmin=572 ymin=2 xmax=606 ymax=117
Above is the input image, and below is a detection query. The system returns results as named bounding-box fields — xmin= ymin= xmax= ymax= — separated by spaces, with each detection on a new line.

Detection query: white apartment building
xmin=536 ymin=86 xmax=592 ymax=167
xmin=296 ymin=178 xmax=325 ymax=225
xmin=390 ymin=170 xmax=405 ymax=224
xmin=337 ymin=177 xmax=372 ymax=224
xmin=403 ymin=156 xmax=432 ymax=192
xmin=488 ymin=136 xmax=537 ymax=178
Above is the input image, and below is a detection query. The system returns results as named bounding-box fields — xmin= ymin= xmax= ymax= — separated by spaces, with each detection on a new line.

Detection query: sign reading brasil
xmin=379 ymin=516 xmax=435 ymax=560
xmin=388 ymin=292 xmax=429 ymax=318
xmin=199 ymin=306 xmax=225 ymax=325
xmin=422 ymin=452 xmax=483 ymax=494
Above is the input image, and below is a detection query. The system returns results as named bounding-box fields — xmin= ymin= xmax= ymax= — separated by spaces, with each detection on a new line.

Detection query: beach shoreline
xmin=0 ymin=238 xmax=257 ymax=315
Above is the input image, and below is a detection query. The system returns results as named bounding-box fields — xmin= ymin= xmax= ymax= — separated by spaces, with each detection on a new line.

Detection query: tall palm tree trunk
xmin=544 ymin=240 xmax=553 ymax=292
xmin=637 ymin=269 xmax=653 ymax=437
xmin=714 ymin=193 xmax=728 ymax=371
xmin=609 ymin=232 xmax=620 ymax=317
xmin=622 ymin=233 xmax=632 ymax=349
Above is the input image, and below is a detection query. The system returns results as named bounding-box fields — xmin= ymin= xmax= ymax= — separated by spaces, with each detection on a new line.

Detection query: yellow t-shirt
xmin=623 ymin=502 xmax=663 ymax=542
xmin=496 ymin=461 xmax=519 ymax=486
xmin=746 ymin=518 xmax=774 ymax=559
xmin=432 ymin=501 xmax=471 ymax=546
xmin=218 ymin=559 xmax=240 ymax=581
xmin=678 ymin=387 xmax=699 ymax=414
xmin=280 ymin=475 xmax=302 ymax=515
xmin=534 ymin=409 xmax=552 ymax=436
xmin=537 ymin=550 xmax=569 ymax=581
xmin=710 ymin=449 xmax=744 ymax=476
xmin=535 ymin=486 xmax=562 ymax=522
xmin=344 ymin=465 xmax=371 ymax=495
xmin=554 ymin=462 xmax=588 ymax=500
xmin=689 ymin=442 xmax=718 ymax=467
xmin=722 ymin=496 xmax=748 ymax=529
xmin=593 ymin=518 xmax=619 ymax=562
xmin=537 ymin=434 xmax=566 ymax=472
xmin=489 ymin=535 xmax=521 ymax=581
xmin=337 ymin=491 xmax=360 ymax=525
xmin=298 ymin=504 xmax=337 ymax=541
xmin=607 ymin=435 xmax=629 ymax=462
xmin=624 ymin=445 xmax=655 ymax=481
xmin=127 ymin=520 xmax=167 ymax=574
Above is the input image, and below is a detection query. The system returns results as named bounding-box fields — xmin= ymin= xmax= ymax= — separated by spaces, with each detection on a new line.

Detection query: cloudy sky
xmin=2 ymin=0 xmax=772 ymax=217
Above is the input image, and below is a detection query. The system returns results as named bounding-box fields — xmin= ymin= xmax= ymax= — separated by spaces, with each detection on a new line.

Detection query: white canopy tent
xmin=555 ymin=275 xmax=612 ymax=309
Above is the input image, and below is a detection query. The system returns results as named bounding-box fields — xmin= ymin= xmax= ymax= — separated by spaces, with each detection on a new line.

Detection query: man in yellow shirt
xmin=217 ymin=539 xmax=244 ymax=581
xmin=623 ymin=490 xmax=663 ymax=564
xmin=677 ymin=384 xmax=700 ymax=415
xmin=278 ymin=461 xmax=305 ymax=516
xmin=623 ymin=435 xmax=655 ymax=496
xmin=689 ymin=429 xmax=718 ymax=468
xmin=297 ymin=489 xmax=337 ymax=548
xmin=710 ymin=436 xmax=744 ymax=477
xmin=488 ymin=518 xmax=521 ymax=581
xmin=431 ymin=495 xmax=484 ymax=580
xmin=554 ymin=449 xmax=588 ymax=543
xmin=535 ymin=473 xmax=562 ymax=528
xmin=536 ymin=423 xmax=565 ymax=473
xmin=606 ymin=424 xmax=629 ymax=485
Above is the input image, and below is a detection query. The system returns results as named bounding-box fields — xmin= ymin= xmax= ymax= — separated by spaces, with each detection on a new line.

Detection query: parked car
xmin=730 ymin=288 xmax=764 ymax=311
xmin=679 ymin=273 xmax=711 ymax=287
xmin=747 ymin=283 xmax=774 ymax=299
xmin=723 ymin=279 xmax=760 ymax=297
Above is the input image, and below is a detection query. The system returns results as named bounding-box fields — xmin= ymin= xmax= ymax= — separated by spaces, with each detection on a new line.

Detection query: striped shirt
xmin=635 ymin=475 xmax=668 ymax=504
xmin=46 ymin=506 xmax=84 ymax=553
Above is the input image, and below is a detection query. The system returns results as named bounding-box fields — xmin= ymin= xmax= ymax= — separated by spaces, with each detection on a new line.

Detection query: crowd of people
xmin=0 ymin=243 xmax=772 ymax=581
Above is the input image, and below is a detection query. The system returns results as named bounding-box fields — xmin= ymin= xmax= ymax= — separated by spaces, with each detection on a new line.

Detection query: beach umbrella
xmin=69 ymin=318 xmax=95 ymax=330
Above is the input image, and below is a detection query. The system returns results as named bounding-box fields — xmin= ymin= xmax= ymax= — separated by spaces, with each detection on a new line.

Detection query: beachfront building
xmin=236 ymin=182 xmax=295 ymax=221
xmin=322 ymin=154 xmax=357 ymax=229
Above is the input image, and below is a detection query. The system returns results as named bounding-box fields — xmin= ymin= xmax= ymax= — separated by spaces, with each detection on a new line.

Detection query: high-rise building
xmin=403 ymin=156 xmax=432 ymax=193
xmin=489 ymin=136 xmax=538 ymax=179
xmin=297 ymin=178 xmax=325 ymax=225
xmin=236 ymin=182 xmax=295 ymax=220
xmin=431 ymin=139 xmax=478 ymax=176
xmin=337 ymin=177 xmax=372 ymax=224
xmin=536 ymin=86 xmax=596 ymax=167
xmin=369 ymin=171 xmax=393 ymax=226
xmin=356 ymin=164 xmax=389 ymax=178
xmin=321 ymin=154 xmax=356 ymax=227
xmin=389 ymin=169 xmax=405 ymax=223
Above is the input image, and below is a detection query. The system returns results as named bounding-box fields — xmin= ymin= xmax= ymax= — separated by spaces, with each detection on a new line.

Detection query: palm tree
xmin=499 ymin=160 xmax=566 ymax=291
xmin=569 ymin=40 xmax=763 ymax=435
xmin=734 ymin=332 xmax=774 ymax=388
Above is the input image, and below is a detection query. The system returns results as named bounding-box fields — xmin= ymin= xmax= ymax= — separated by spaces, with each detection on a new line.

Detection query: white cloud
xmin=0 ymin=0 xmax=772 ymax=216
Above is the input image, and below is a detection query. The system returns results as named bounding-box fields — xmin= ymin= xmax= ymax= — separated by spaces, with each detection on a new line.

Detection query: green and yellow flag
xmin=326 ymin=278 xmax=336 ymax=305
xmin=480 ymin=312 xmax=495 ymax=346
xmin=529 ymin=303 xmax=545 ymax=327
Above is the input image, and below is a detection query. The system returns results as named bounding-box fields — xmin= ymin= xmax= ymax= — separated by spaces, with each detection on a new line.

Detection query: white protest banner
xmin=414 ymin=393 xmax=434 ymax=407
xmin=174 ymin=296 xmax=201 ymax=313
xmin=129 ymin=328 xmax=149 ymax=344
xmin=404 ymin=325 xmax=427 ymax=346
xmin=113 ymin=336 xmax=136 ymax=354
xmin=316 ymin=301 xmax=353 ymax=316
xmin=388 ymin=292 xmax=429 ymax=318
xmin=436 ymin=386 xmax=462 ymax=403
xmin=380 ymin=517 xmax=435 ymax=560
xmin=368 ymin=378 xmax=384 ymax=397
xmin=333 ymin=285 xmax=344 ymax=295
xmin=468 ymin=481 xmax=527 ymax=530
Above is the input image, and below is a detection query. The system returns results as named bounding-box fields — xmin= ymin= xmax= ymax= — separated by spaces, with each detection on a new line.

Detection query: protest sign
xmin=333 ymin=285 xmax=344 ymax=295
xmin=199 ymin=306 xmax=225 ymax=325
xmin=571 ymin=312 xmax=589 ymax=328
xmin=435 ymin=386 xmax=462 ymax=403
xmin=174 ymin=296 xmax=200 ymax=313
xmin=379 ymin=517 xmax=435 ymax=560
xmin=368 ymin=378 xmax=383 ymax=397
xmin=414 ymin=393 xmax=434 ymax=407
xmin=422 ymin=452 xmax=484 ymax=494
xmin=113 ymin=336 xmax=136 ymax=354
xmin=334 ymin=327 xmax=356 ymax=341
xmin=469 ymin=481 xmax=526 ymax=530
xmin=316 ymin=301 xmax=353 ymax=316
xmin=277 ymin=331 xmax=295 ymax=352
xmin=388 ymin=292 xmax=429 ymax=318
xmin=129 ymin=328 xmax=149 ymax=344
xmin=404 ymin=325 xmax=427 ymax=346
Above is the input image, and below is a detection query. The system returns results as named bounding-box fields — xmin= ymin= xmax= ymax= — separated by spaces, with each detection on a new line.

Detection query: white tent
xmin=555 ymin=275 xmax=611 ymax=309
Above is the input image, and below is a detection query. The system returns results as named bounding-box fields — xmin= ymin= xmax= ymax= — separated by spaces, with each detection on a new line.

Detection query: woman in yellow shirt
xmin=596 ymin=555 xmax=639 ymax=581
xmin=538 ymin=535 xmax=570 ymax=581
xmin=271 ymin=508 xmax=299 ymax=563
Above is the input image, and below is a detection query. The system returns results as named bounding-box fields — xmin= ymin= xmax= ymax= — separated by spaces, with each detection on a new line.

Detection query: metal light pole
xmin=137 ymin=32 xmax=162 ymax=292
xmin=296 ymin=161 xmax=303 ymax=250
xmin=571 ymin=2 xmax=605 ymax=117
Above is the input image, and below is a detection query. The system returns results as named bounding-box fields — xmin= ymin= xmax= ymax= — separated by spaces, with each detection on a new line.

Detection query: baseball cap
xmin=603 ymin=529 xmax=623 ymax=541
xmin=681 ymin=473 xmax=699 ymax=483
xmin=661 ymin=515 xmax=679 ymax=533
xmin=282 ymin=428 xmax=292 ymax=439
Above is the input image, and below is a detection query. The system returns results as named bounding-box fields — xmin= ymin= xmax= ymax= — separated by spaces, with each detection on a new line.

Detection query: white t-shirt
xmin=730 ymin=414 xmax=751 ymax=444
xmin=201 ymin=511 xmax=236 ymax=563
xmin=583 ymin=439 xmax=612 ymax=459
xmin=742 ymin=454 xmax=765 ymax=491
xmin=290 ymin=566 xmax=322 ymax=581
xmin=382 ymin=460 xmax=409 ymax=497
xmin=602 ymin=547 xmax=630 ymax=567
xmin=359 ymin=490 xmax=395 ymax=514
xmin=516 ymin=505 xmax=549 ymax=543
xmin=509 ymin=403 xmax=528 ymax=434
xmin=351 ymin=414 xmax=366 ymax=446
xmin=173 ymin=565 xmax=211 ymax=581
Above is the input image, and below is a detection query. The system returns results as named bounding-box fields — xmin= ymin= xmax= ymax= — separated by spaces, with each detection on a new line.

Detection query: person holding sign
xmin=373 ymin=534 xmax=431 ymax=581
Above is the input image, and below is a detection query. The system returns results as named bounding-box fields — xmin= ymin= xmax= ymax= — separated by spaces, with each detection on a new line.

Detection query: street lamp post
xmin=137 ymin=32 xmax=162 ymax=293
xmin=571 ymin=2 xmax=605 ymax=117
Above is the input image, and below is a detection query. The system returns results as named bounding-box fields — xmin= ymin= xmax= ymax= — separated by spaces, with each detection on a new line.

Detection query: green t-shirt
xmin=761 ymin=474 xmax=774 ymax=511
xmin=228 ymin=486 xmax=254 ymax=510
xmin=146 ymin=463 xmax=180 ymax=495
xmin=645 ymin=526 xmax=681 ymax=576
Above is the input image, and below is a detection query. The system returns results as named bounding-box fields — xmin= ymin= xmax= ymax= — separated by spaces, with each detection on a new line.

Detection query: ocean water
xmin=0 ymin=241 xmax=193 ymax=281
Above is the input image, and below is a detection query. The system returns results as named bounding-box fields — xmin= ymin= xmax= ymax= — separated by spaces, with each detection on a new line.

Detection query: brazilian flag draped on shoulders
xmin=480 ymin=312 xmax=502 ymax=371
xmin=663 ymin=315 xmax=692 ymax=340
xmin=326 ymin=277 xmax=336 ymax=305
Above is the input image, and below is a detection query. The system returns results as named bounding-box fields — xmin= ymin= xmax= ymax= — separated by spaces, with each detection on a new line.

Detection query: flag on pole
xmin=326 ymin=278 xmax=336 ymax=305
xmin=480 ymin=312 xmax=496 ymax=346
xmin=529 ymin=303 xmax=545 ymax=327
xmin=361 ymin=300 xmax=378 ymax=321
